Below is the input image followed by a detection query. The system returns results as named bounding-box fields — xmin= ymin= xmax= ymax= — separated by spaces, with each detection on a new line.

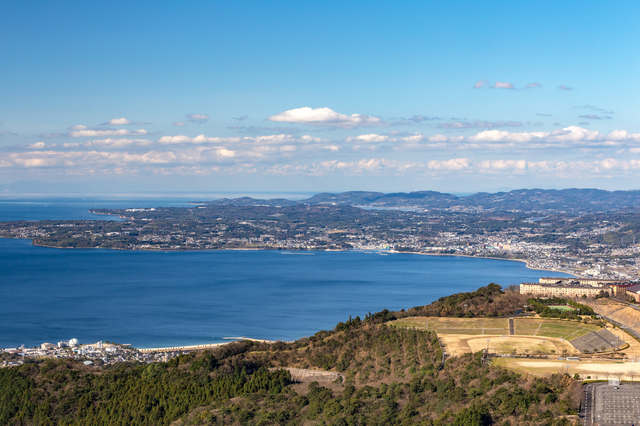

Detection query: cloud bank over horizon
xmin=3 ymin=121 xmax=640 ymax=192
xmin=1 ymin=1 xmax=638 ymax=192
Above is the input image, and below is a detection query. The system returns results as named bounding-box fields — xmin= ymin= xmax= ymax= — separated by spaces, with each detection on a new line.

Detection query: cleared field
xmin=514 ymin=319 xmax=599 ymax=339
xmin=493 ymin=358 xmax=640 ymax=380
xmin=391 ymin=316 xmax=606 ymax=361
xmin=391 ymin=315 xmax=640 ymax=377
xmin=391 ymin=317 xmax=509 ymax=335
xmin=390 ymin=316 xmax=600 ymax=340
xmin=439 ymin=334 xmax=577 ymax=357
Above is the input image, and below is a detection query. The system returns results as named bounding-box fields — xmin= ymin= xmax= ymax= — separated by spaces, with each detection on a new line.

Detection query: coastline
xmin=138 ymin=337 xmax=278 ymax=353
xmin=0 ymin=234 xmax=578 ymax=277
xmin=399 ymin=250 xmax=578 ymax=278
xmin=0 ymin=238 xmax=579 ymax=350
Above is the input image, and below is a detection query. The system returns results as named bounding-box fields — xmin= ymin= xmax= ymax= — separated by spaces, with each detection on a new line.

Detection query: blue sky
xmin=1 ymin=1 xmax=639 ymax=194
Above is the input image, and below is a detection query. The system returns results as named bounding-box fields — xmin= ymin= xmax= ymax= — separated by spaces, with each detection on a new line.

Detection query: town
xmin=1 ymin=199 xmax=640 ymax=280
xmin=0 ymin=339 xmax=195 ymax=368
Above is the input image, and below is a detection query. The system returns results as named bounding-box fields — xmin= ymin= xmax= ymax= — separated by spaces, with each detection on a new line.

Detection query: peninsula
xmin=1 ymin=189 xmax=640 ymax=280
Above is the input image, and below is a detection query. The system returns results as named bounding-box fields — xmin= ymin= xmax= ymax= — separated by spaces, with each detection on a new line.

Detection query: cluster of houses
xmin=520 ymin=277 xmax=640 ymax=301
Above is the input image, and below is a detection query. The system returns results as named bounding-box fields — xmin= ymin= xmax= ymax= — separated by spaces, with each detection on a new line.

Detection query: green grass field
xmin=390 ymin=316 xmax=601 ymax=340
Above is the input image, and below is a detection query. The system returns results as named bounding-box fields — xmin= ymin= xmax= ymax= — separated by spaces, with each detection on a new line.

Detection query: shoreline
xmin=398 ymin=250 xmax=578 ymax=278
xmin=1 ymin=235 xmax=578 ymax=277
xmin=138 ymin=337 xmax=278 ymax=353
xmin=0 ymin=239 xmax=579 ymax=350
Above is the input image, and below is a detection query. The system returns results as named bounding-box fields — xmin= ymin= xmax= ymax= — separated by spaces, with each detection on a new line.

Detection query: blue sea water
xmin=0 ymin=197 xmax=194 ymax=221
xmin=0 ymin=198 xmax=572 ymax=349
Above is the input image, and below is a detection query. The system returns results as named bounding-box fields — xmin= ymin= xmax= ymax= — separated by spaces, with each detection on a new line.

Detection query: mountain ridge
xmin=201 ymin=188 xmax=640 ymax=212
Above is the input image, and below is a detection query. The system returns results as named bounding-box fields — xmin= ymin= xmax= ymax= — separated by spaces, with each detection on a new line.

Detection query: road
xmin=580 ymin=382 xmax=597 ymax=426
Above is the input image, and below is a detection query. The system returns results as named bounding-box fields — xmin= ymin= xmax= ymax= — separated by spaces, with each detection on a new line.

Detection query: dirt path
xmin=533 ymin=322 xmax=542 ymax=336
xmin=495 ymin=358 xmax=640 ymax=380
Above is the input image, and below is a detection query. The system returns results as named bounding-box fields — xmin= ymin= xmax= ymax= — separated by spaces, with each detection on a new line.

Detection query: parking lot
xmin=584 ymin=383 xmax=640 ymax=425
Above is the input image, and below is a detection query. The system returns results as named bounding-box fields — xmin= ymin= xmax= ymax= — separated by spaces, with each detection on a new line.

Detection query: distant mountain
xmin=203 ymin=188 xmax=640 ymax=212
xmin=198 ymin=196 xmax=298 ymax=207
xmin=461 ymin=188 xmax=640 ymax=211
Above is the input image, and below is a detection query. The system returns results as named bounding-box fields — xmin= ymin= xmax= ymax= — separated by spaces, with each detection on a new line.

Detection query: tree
xmin=627 ymin=370 xmax=636 ymax=383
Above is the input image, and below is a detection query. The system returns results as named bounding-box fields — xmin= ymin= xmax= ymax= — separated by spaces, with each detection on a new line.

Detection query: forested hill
xmin=201 ymin=188 xmax=640 ymax=212
xmin=0 ymin=285 xmax=581 ymax=425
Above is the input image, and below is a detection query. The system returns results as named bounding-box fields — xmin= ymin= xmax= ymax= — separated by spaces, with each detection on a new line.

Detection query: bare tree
xmin=627 ymin=370 xmax=636 ymax=383
xmin=616 ymin=371 xmax=624 ymax=382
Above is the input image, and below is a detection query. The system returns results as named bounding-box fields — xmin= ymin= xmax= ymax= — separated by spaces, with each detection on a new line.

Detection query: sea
xmin=0 ymin=197 xmax=573 ymax=349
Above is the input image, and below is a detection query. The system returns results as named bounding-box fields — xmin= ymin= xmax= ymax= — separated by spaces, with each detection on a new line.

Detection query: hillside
xmin=0 ymin=285 xmax=581 ymax=425
xmin=201 ymin=188 xmax=640 ymax=212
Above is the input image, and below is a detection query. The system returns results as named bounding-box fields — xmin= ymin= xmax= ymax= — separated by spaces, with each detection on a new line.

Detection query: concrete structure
xmin=624 ymin=283 xmax=640 ymax=302
xmin=538 ymin=277 xmax=629 ymax=286
xmin=520 ymin=277 xmax=639 ymax=298
xmin=520 ymin=282 xmax=607 ymax=298
xmin=40 ymin=343 xmax=56 ymax=350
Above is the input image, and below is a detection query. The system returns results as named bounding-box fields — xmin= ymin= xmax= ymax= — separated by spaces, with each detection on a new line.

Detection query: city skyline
xmin=1 ymin=1 xmax=639 ymax=194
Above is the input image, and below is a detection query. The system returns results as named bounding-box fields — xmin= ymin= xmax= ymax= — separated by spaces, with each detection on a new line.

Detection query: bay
xmin=0 ymin=196 xmax=573 ymax=349
xmin=0 ymin=237 xmax=571 ymax=349
xmin=0 ymin=197 xmax=194 ymax=221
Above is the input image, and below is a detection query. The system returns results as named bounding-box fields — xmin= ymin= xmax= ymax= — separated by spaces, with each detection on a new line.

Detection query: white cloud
xmin=474 ymin=79 xmax=489 ymax=89
xmin=465 ymin=126 xmax=640 ymax=150
xmin=439 ymin=120 xmax=523 ymax=129
xmin=526 ymin=82 xmax=542 ymax=88
xmin=157 ymin=134 xmax=324 ymax=145
xmin=477 ymin=159 xmax=528 ymax=171
xmin=468 ymin=129 xmax=549 ymax=143
xmin=319 ymin=158 xmax=417 ymax=174
xmin=186 ymin=114 xmax=210 ymax=123
xmin=268 ymin=107 xmax=385 ymax=128
xmin=84 ymin=138 xmax=154 ymax=148
xmin=172 ymin=122 xmax=187 ymax=127
xmin=158 ymin=134 xmax=238 ymax=145
xmin=345 ymin=134 xmax=390 ymax=143
xmin=253 ymin=134 xmax=325 ymax=144
xmin=69 ymin=129 xmax=149 ymax=137
xmin=427 ymin=158 xmax=472 ymax=171
xmin=558 ymin=84 xmax=573 ymax=91
xmin=103 ymin=118 xmax=132 ymax=125
xmin=68 ymin=125 xmax=89 ymax=130
xmin=428 ymin=134 xmax=448 ymax=142
xmin=493 ymin=81 xmax=515 ymax=89
xmin=27 ymin=142 xmax=47 ymax=149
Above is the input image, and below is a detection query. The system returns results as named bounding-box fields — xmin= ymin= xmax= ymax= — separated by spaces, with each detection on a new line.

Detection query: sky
xmin=1 ymin=0 xmax=639 ymax=195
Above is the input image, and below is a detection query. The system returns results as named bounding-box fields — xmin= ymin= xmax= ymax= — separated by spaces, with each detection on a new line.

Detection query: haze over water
xmin=0 ymin=197 xmax=572 ymax=349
